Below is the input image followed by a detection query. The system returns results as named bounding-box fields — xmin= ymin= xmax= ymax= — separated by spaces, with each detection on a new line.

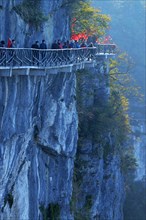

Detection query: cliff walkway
xmin=0 ymin=44 xmax=116 ymax=76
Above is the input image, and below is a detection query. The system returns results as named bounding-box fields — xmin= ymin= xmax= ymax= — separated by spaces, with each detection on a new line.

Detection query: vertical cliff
xmin=0 ymin=1 xmax=77 ymax=219
xmin=0 ymin=73 xmax=78 ymax=220
xmin=0 ymin=1 xmax=126 ymax=220
xmin=71 ymin=59 xmax=125 ymax=220
xmin=0 ymin=0 xmax=70 ymax=47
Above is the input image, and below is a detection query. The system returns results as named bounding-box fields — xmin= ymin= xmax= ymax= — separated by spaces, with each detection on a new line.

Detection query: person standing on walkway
xmin=31 ymin=41 xmax=40 ymax=65
xmin=0 ymin=40 xmax=6 ymax=65
xmin=11 ymin=39 xmax=16 ymax=48
xmin=40 ymin=40 xmax=47 ymax=61
xmin=0 ymin=40 xmax=5 ymax=47
xmin=31 ymin=41 xmax=39 ymax=49
xmin=40 ymin=40 xmax=47 ymax=49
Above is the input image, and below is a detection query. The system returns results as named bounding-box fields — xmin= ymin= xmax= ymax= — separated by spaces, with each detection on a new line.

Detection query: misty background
xmin=92 ymin=1 xmax=146 ymax=219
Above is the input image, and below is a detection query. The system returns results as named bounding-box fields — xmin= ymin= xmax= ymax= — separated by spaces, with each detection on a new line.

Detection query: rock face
xmin=0 ymin=65 xmax=125 ymax=220
xmin=132 ymin=123 xmax=146 ymax=181
xmin=0 ymin=73 xmax=77 ymax=220
xmin=0 ymin=1 xmax=76 ymax=219
xmin=0 ymin=0 xmax=70 ymax=47
xmin=0 ymin=1 xmax=125 ymax=220
xmin=72 ymin=62 xmax=125 ymax=220
xmin=73 ymin=141 xmax=124 ymax=220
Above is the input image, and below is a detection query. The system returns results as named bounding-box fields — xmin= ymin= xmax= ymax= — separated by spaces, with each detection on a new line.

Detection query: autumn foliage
xmin=71 ymin=1 xmax=111 ymax=40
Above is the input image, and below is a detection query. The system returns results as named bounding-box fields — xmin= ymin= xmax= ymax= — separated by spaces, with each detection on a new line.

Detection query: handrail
xmin=0 ymin=44 xmax=116 ymax=68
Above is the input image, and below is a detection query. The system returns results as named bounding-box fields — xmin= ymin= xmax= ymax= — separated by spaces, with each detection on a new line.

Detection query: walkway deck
xmin=0 ymin=44 xmax=116 ymax=76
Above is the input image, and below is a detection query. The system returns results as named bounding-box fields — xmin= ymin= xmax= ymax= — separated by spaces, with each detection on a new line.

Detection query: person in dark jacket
xmin=31 ymin=41 xmax=39 ymax=65
xmin=0 ymin=40 xmax=5 ymax=47
xmin=40 ymin=40 xmax=47 ymax=49
xmin=51 ymin=40 xmax=59 ymax=49
xmin=40 ymin=40 xmax=47 ymax=60
xmin=69 ymin=40 xmax=75 ymax=48
xmin=63 ymin=42 xmax=68 ymax=48
xmin=31 ymin=41 xmax=39 ymax=49
xmin=0 ymin=40 xmax=6 ymax=65
xmin=74 ymin=40 xmax=80 ymax=48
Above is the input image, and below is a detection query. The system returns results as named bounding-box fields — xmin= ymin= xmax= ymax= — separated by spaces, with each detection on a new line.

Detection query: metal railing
xmin=0 ymin=44 xmax=116 ymax=68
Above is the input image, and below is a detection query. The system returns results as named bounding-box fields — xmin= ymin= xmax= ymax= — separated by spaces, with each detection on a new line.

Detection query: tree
xmin=109 ymin=52 xmax=143 ymax=101
xmin=76 ymin=52 xmax=140 ymax=171
xmin=70 ymin=1 xmax=111 ymax=38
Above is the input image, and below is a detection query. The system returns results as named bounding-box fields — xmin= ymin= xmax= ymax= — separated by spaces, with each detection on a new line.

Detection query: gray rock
xmin=0 ymin=73 xmax=77 ymax=220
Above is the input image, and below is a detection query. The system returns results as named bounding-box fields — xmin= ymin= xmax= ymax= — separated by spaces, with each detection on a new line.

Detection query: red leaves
xmin=71 ymin=33 xmax=88 ymax=41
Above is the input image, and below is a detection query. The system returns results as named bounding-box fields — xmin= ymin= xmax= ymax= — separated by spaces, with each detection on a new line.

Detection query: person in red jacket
xmin=7 ymin=38 xmax=12 ymax=48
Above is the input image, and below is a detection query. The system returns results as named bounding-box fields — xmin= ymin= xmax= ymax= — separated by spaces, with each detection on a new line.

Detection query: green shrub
xmin=121 ymin=149 xmax=137 ymax=174
xmin=13 ymin=0 xmax=48 ymax=29
xmin=39 ymin=203 xmax=60 ymax=220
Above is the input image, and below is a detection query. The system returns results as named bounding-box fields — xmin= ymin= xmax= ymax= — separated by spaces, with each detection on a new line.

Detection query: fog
xmin=92 ymin=1 xmax=146 ymax=219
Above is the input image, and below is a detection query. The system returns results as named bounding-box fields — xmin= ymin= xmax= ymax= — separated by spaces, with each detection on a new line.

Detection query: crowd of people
xmin=0 ymin=38 xmax=95 ymax=50
xmin=0 ymin=38 xmax=115 ymax=66
xmin=0 ymin=39 xmax=16 ymax=48
xmin=31 ymin=39 xmax=94 ymax=49
xmin=51 ymin=39 xmax=94 ymax=49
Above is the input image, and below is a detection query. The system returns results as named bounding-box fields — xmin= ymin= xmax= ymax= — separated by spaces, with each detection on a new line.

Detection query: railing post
xmin=39 ymin=50 xmax=41 ymax=66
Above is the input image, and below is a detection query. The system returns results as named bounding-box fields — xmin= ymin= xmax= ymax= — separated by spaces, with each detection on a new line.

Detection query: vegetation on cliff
xmin=71 ymin=53 xmax=139 ymax=219
xmin=67 ymin=1 xmax=140 ymax=219
xmin=13 ymin=0 xmax=48 ymax=28
xmin=77 ymin=53 xmax=138 ymax=171
xmin=70 ymin=0 xmax=110 ymax=38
